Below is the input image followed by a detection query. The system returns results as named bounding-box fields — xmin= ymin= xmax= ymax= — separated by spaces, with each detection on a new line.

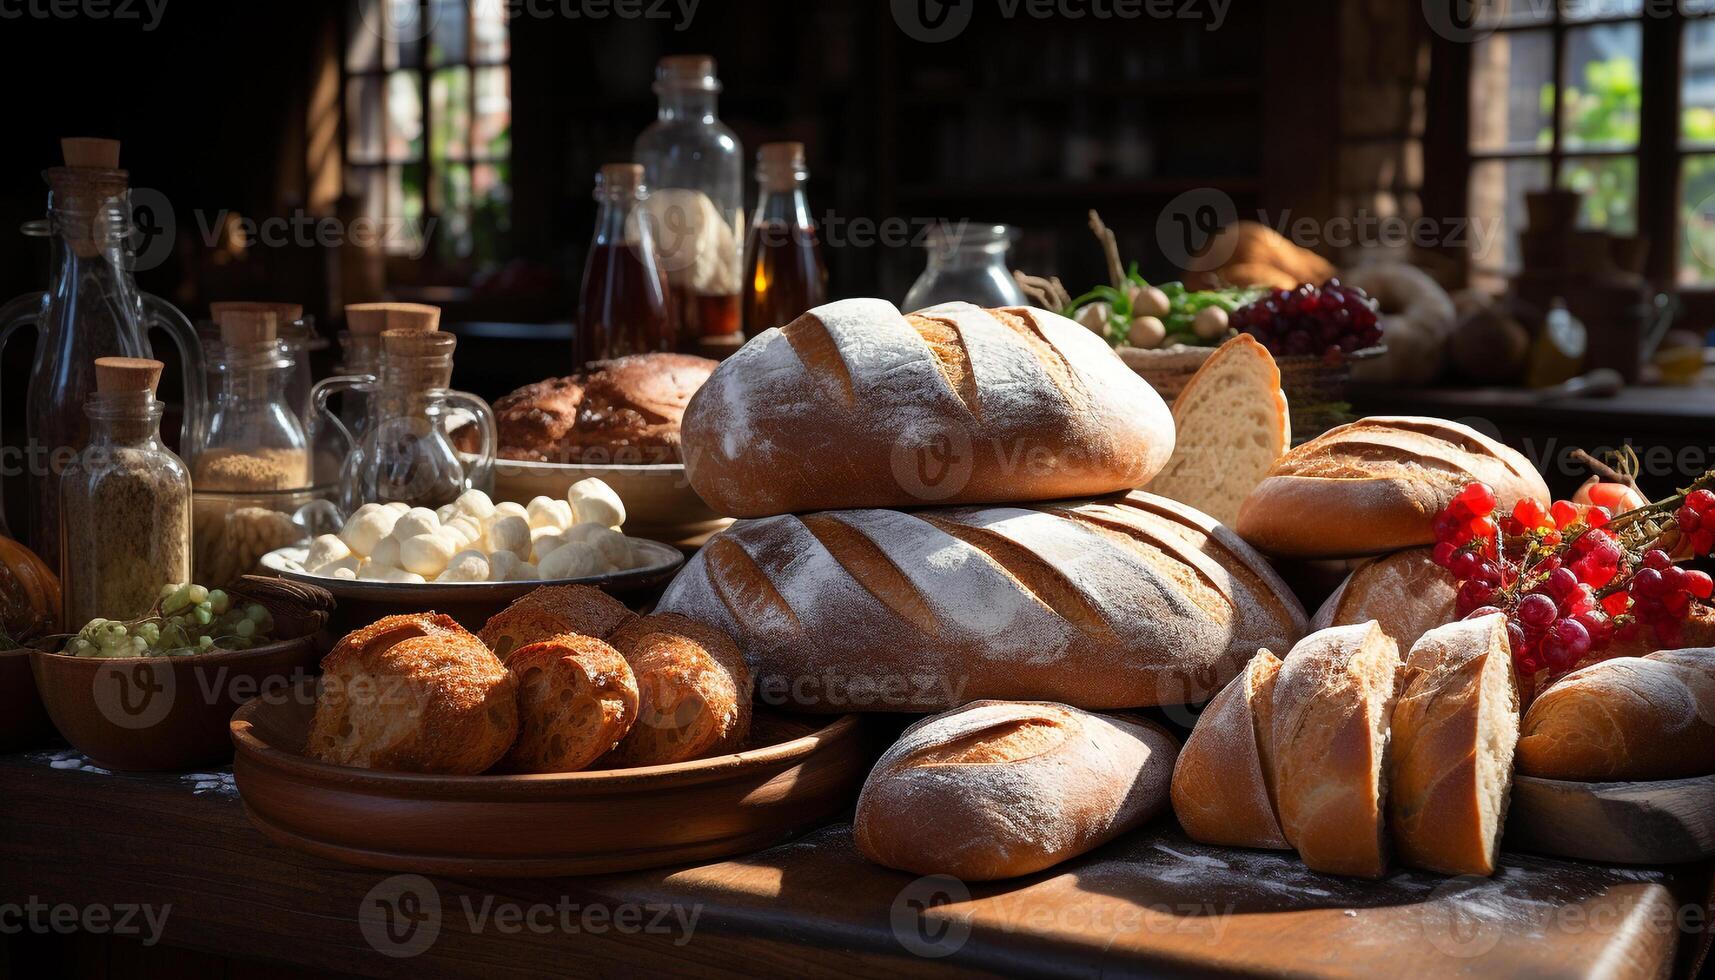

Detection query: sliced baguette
xmin=1271 ymin=622 xmax=1400 ymax=878
xmin=1388 ymin=613 xmax=1519 ymax=876
xmin=1145 ymin=335 xmax=1289 ymax=527
xmin=1170 ymin=648 xmax=1289 ymax=849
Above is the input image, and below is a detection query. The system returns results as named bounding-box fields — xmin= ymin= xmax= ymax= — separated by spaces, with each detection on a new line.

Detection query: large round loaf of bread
xmin=1516 ymin=648 xmax=1715 ymax=780
xmin=656 ymin=490 xmax=1307 ymax=712
xmin=1236 ymin=417 xmax=1549 ymax=559
xmin=680 ymin=298 xmax=1175 ymax=517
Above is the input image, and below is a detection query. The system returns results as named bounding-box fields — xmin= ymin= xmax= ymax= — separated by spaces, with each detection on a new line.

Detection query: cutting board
xmin=1507 ymin=772 xmax=1715 ymax=864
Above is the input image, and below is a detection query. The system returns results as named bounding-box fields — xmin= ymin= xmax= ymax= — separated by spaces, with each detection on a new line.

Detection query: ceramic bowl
xmin=486 ymin=456 xmax=732 ymax=547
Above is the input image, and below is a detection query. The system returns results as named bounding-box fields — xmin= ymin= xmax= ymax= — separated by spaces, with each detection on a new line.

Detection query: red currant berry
xmin=1545 ymin=567 xmax=1579 ymax=601
xmin=1465 ymin=605 xmax=1504 ymax=621
xmin=1689 ymin=488 xmax=1715 ymax=513
xmin=1501 ymin=517 xmax=1525 ymax=537
xmin=1470 ymin=516 xmax=1497 ymax=541
xmin=1513 ymin=498 xmax=1550 ymax=530
xmin=1432 ymin=541 xmax=1458 ymax=568
xmin=1432 ymin=512 xmax=1462 ymax=542
xmin=1642 ymin=549 xmax=1673 ymax=571
xmin=1686 ymin=570 xmax=1714 ymax=600
xmin=1453 ymin=483 xmax=1498 ymax=518
xmin=1505 ymin=621 xmax=1528 ymax=654
xmin=1518 ymin=593 xmax=1557 ymax=629
xmin=1449 ymin=550 xmax=1479 ymax=580
xmin=1633 ymin=567 xmax=1668 ymax=598
xmin=1542 ymin=618 xmax=1591 ymax=669
xmin=1677 ymin=504 xmax=1700 ymax=532
xmin=1551 ymin=500 xmax=1579 ymax=529
xmin=1694 ymin=530 xmax=1715 ymax=556
xmin=1664 ymin=591 xmax=1692 ymax=618
xmin=1573 ymin=610 xmax=1612 ymax=648
xmin=1601 ymin=590 xmax=1632 ymax=617
xmin=1585 ymin=505 xmax=1611 ymax=528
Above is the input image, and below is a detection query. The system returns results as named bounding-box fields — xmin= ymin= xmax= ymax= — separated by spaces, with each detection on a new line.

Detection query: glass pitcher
xmin=903 ymin=223 xmax=1028 ymax=312
xmin=0 ymin=153 xmax=205 ymax=570
xmin=312 ymin=328 xmax=496 ymax=516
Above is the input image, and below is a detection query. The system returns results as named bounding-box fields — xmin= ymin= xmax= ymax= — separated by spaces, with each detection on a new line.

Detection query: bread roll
xmin=1170 ymin=649 xmax=1289 ymax=849
xmin=1312 ymin=547 xmax=1457 ymax=651
xmin=1517 ymin=648 xmax=1715 ymax=781
xmin=657 ymin=491 xmax=1307 ymax=712
xmin=1236 ymin=417 xmax=1549 ymax=559
xmin=502 ymin=633 xmax=639 ymax=773
xmin=309 ymin=613 xmax=518 ymax=774
xmin=602 ymin=613 xmax=751 ymax=767
xmin=854 ymin=701 xmax=1178 ymax=880
xmin=1388 ymin=614 xmax=1519 ymax=876
xmin=680 ymin=299 xmax=1175 ymax=518
xmin=479 ymin=584 xmax=636 ymax=661
xmin=1271 ymin=622 xmax=1400 ymax=878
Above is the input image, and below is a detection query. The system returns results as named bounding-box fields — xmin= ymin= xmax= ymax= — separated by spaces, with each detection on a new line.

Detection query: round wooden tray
xmin=230 ymin=680 xmax=869 ymax=877
xmin=1506 ymin=772 xmax=1715 ymax=865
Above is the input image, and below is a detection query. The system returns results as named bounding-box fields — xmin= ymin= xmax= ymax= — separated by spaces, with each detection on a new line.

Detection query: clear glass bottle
xmin=0 ymin=139 xmax=205 ymax=571
xmin=577 ymin=163 xmax=673 ymax=369
xmin=59 ymin=357 xmax=192 ymax=627
xmin=634 ymin=55 xmax=744 ymax=345
xmin=313 ymin=329 xmax=496 ymax=515
xmin=743 ymin=142 xmax=827 ymax=334
xmin=197 ymin=309 xmax=310 ymax=491
xmin=903 ymin=223 xmax=1029 ymax=312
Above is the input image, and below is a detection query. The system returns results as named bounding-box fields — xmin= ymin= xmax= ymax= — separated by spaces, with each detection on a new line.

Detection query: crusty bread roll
xmin=680 ymin=298 xmax=1175 ymax=518
xmin=1170 ymin=649 xmax=1289 ymax=849
xmin=479 ymin=584 xmax=636 ymax=661
xmin=501 ymin=632 xmax=639 ymax=773
xmin=1145 ymin=335 xmax=1290 ymax=527
xmin=657 ymin=491 xmax=1307 ymax=712
xmin=1388 ymin=614 xmax=1519 ymax=876
xmin=1517 ymin=648 xmax=1715 ymax=781
xmin=1271 ymin=622 xmax=1400 ymax=878
xmin=1312 ymin=547 xmax=1457 ymax=652
xmin=1236 ymin=417 xmax=1549 ymax=559
xmin=309 ymin=613 xmax=518 ymax=774
xmin=853 ymin=701 xmax=1178 ymax=880
xmin=602 ymin=613 xmax=751 ymax=767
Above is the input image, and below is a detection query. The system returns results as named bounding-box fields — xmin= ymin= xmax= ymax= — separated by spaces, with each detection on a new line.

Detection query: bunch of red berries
xmin=1230 ymin=280 xmax=1383 ymax=365
xmin=1431 ymin=476 xmax=1715 ymax=680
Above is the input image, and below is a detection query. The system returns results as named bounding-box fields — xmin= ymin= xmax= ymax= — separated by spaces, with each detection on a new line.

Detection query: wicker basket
xmin=1117 ymin=344 xmax=1386 ymax=442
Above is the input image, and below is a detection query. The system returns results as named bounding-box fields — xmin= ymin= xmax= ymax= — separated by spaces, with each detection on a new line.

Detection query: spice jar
xmin=59 ymin=357 xmax=192 ymax=627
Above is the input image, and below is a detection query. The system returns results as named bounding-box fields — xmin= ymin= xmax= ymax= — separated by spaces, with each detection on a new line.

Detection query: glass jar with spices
xmin=59 ymin=357 xmax=192 ymax=627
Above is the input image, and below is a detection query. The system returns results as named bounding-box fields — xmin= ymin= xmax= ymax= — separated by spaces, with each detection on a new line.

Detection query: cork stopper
xmin=757 ymin=142 xmax=807 ymax=192
xmin=382 ymin=327 xmax=456 ymax=358
xmin=598 ymin=163 xmax=645 ymax=193
xmin=94 ymin=357 xmax=163 ymax=395
xmin=346 ymin=302 xmax=441 ymax=335
xmin=655 ymin=55 xmax=719 ymax=91
xmin=62 ymin=137 xmax=121 ymax=169
xmin=217 ymin=308 xmax=278 ymax=347
xmin=210 ymin=300 xmax=303 ymax=324
xmin=381 ymin=328 xmax=456 ymax=389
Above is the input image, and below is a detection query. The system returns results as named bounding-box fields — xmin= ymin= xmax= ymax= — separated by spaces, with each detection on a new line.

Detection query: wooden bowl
xmin=231 ymin=680 xmax=869 ymax=876
xmin=0 ymin=646 xmax=55 ymax=750
xmin=487 ymin=456 xmax=732 ymax=547
xmin=1506 ymin=772 xmax=1715 ymax=864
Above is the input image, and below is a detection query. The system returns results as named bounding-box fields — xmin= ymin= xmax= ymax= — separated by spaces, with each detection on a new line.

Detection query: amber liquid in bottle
xmin=576 ymin=164 xmax=674 ymax=370
xmin=742 ymin=142 xmax=827 ymax=334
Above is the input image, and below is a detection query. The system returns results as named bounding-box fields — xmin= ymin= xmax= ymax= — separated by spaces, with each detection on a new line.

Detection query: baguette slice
xmin=1145 ymin=335 xmax=1289 ymax=527
xmin=1388 ymin=614 xmax=1519 ymax=876
xmin=1312 ymin=547 xmax=1458 ymax=652
xmin=1517 ymin=647 xmax=1715 ymax=781
xmin=1170 ymin=649 xmax=1289 ymax=849
xmin=502 ymin=632 xmax=639 ymax=773
xmin=1271 ymin=622 xmax=1400 ymax=878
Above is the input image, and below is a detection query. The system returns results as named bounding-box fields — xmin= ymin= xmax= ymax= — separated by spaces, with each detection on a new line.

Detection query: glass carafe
xmin=320 ymin=303 xmax=442 ymax=488
xmin=903 ymin=223 xmax=1029 ymax=312
xmin=743 ymin=142 xmax=827 ymax=334
xmin=0 ymin=151 xmax=205 ymax=570
xmin=198 ymin=310 xmax=310 ymax=491
xmin=634 ymin=55 xmax=744 ymax=345
xmin=313 ymin=329 xmax=496 ymax=516
xmin=577 ymin=163 xmax=673 ymax=369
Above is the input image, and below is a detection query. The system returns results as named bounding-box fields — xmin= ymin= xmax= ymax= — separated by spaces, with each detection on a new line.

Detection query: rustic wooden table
xmin=1 ymin=747 xmax=1710 ymax=979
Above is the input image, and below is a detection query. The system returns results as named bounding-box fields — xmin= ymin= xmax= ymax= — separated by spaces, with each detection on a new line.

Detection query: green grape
xmin=208 ymin=590 xmax=230 ymax=616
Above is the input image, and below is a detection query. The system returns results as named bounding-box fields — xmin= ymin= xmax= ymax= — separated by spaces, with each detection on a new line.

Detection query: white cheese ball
xmin=436 ymin=503 xmax=460 ymax=524
xmin=492 ymin=501 xmax=528 ymax=522
xmin=310 ymin=554 xmax=361 ymax=577
xmin=368 ymin=535 xmax=401 ymax=570
xmin=538 ymin=541 xmax=602 ymax=579
xmin=456 ymin=489 xmax=496 ymax=521
xmin=305 ymin=533 xmax=351 ymax=569
xmin=392 ymin=507 xmax=442 ymax=542
xmin=331 ymin=566 xmax=358 ymax=580
xmin=530 ymin=526 xmax=566 ymax=562
xmin=567 ymin=478 xmax=626 ymax=529
xmin=385 ymin=501 xmax=411 ymax=513
xmin=436 ymin=550 xmax=490 ymax=583
xmin=526 ymin=495 xmax=574 ymax=531
xmin=399 ymin=531 xmax=458 ymax=577
xmin=511 ymin=561 xmax=540 ymax=582
xmin=339 ymin=507 xmax=400 ymax=557
xmin=485 ymin=514 xmax=531 ymax=558
xmin=560 ymin=523 xmax=631 ymax=568
xmin=486 ymin=550 xmax=522 ymax=582
xmin=444 ymin=514 xmax=486 ymax=549
xmin=358 ymin=564 xmax=425 ymax=584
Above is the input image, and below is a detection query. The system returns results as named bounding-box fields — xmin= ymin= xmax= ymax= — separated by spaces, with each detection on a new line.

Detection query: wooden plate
xmin=0 ymin=647 xmax=55 ymax=750
xmin=1506 ymin=772 xmax=1715 ymax=864
xmin=230 ymin=680 xmax=869 ymax=877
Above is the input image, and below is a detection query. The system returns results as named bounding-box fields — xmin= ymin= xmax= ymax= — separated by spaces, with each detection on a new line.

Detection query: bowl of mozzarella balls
xmin=260 ymin=479 xmax=684 ymax=633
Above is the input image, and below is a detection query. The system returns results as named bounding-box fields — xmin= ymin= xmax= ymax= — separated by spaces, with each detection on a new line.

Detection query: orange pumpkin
xmin=0 ymin=536 xmax=59 ymax=644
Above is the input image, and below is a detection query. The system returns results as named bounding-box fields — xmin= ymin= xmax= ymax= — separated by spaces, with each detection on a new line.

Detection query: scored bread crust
xmin=501 ymin=632 xmax=639 ymax=773
xmin=1388 ymin=614 xmax=1519 ymax=876
xmin=1171 ymin=649 xmax=1289 ymax=849
xmin=1271 ymin=622 xmax=1401 ymax=878
xmin=479 ymin=584 xmax=637 ymax=661
xmin=1235 ymin=417 xmax=1550 ymax=559
xmin=309 ymin=613 xmax=518 ymax=774
xmin=853 ymin=700 xmax=1179 ymax=880
xmin=656 ymin=490 xmax=1307 ymax=712
xmin=679 ymin=299 xmax=1175 ymax=518
xmin=1516 ymin=647 xmax=1715 ymax=781
xmin=1146 ymin=334 xmax=1290 ymax=527
xmin=601 ymin=613 xmax=752 ymax=767
xmin=1312 ymin=547 xmax=1458 ymax=652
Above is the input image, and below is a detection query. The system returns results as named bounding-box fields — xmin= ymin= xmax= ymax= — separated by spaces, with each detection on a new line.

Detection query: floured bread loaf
xmin=854 ymin=700 xmax=1178 ymax=880
xmin=657 ymin=490 xmax=1306 ymax=712
xmin=1171 ymin=649 xmax=1290 ymax=850
xmin=1517 ymin=647 xmax=1715 ymax=780
xmin=1312 ymin=547 xmax=1458 ymax=652
xmin=680 ymin=298 xmax=1175 ymax=517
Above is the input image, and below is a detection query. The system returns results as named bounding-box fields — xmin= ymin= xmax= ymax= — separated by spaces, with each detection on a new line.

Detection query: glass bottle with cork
xmin=59 ymin=357 xmax=192 ymax=627
xmin=743 ymin=142 xmax=828 ymax=334
xmin=321 ymin=302 xmax=443 ymax=484
xmin=576 ymin=163 xmax=673 ymax=369
xmin=634 ymin=55 xmax=744 ymax=348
